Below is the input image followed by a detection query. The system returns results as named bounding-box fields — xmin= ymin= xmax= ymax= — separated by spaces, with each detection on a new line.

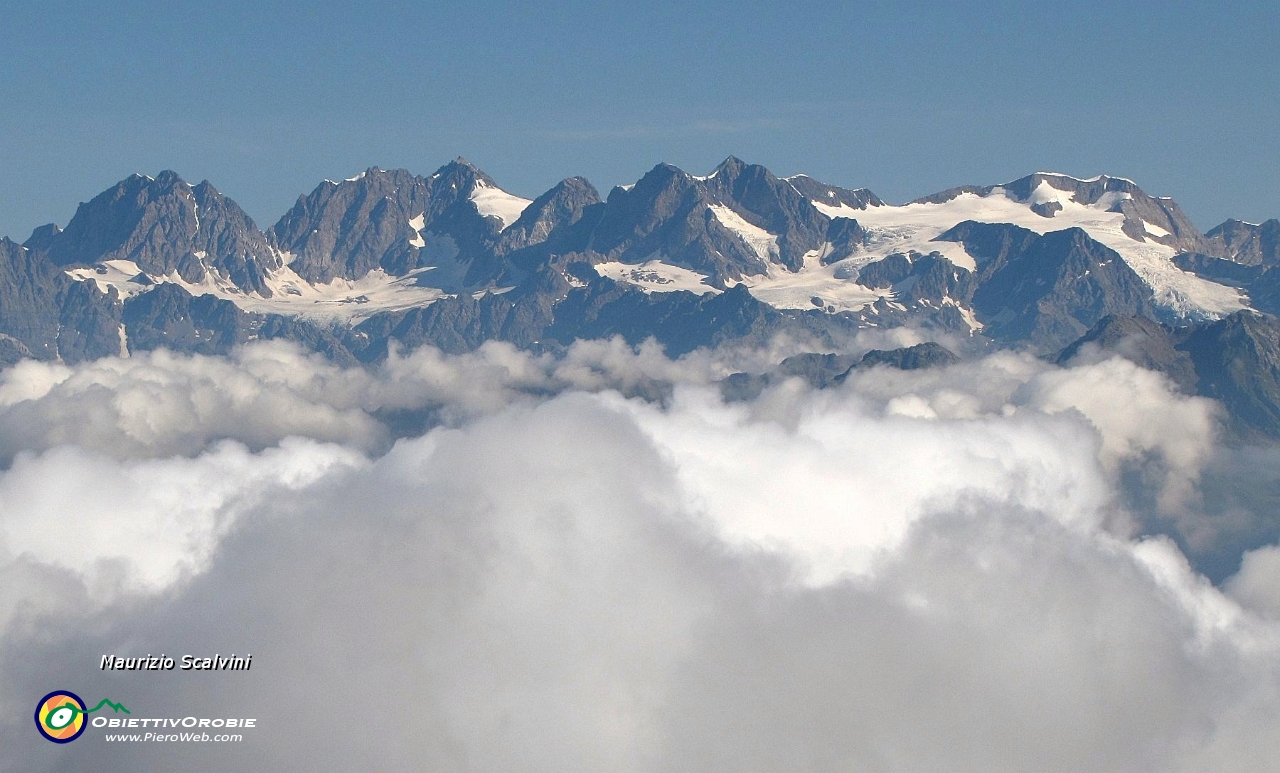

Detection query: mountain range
xmin=4 ymin=156 xmax=1280 ymax=437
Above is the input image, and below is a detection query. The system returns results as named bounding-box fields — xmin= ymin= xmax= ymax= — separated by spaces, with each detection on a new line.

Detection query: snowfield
xmin=470 ymin=180 xmax=532 ymax=229
xmin=594 ymin=259 xmax=720 ymax=295
xmin=59 ymin=171 xmax=1249 ymax=325
xmin=836 ymin=177 xmax=1245 ymax=317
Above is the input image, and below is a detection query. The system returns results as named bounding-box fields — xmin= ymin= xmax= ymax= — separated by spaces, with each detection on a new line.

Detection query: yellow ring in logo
xmin=35 ymin=691 xmax=87 ymax=743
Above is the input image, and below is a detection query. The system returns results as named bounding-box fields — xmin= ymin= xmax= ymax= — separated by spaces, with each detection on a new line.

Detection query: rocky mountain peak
xmin=711 ymin=155 xmax=747 ymax=178
xmin=633 ymin=162 xmax=692 ymax=195
xmin=430 ymin=158 xmax=497 ymax=192
xmin=498 ymin=176 xmax=601 ymax=253
xmin=269 ymin=160 xmax=529 ymax=287
xmin=784 ymin=174 xmax=884 ymax=211
xmin=1205 ymin=218 xmax=1280 ymax=266
xmin=24 ymin=223 xmax=63 ymax=252
xmin=25 ymin=169 xmax=281 ymax=294
xmin=24 ymin=170 xmax=204 ymax=280
xmin=4 ymin=157 xmax=1271 ymax=383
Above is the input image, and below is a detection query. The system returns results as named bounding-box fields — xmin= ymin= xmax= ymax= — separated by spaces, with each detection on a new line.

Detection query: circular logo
xmin=35 ymin=690 xmax=87 ymax=743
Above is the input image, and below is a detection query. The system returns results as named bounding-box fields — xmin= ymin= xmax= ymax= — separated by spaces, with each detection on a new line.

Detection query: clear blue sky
xmin=2 ymin=1 xmax=1278 ymax=239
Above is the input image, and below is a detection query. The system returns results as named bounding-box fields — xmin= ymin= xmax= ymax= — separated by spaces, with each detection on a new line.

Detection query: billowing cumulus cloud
xmin=1227 ymin=545 xmax=1280 ymax=619
xmin=0 ymin=338 xmax=793 ymax=463
xmin=0 ymin=339 xmax=1277 ymax=772
xmin=0 ymin=439 xmax=363 ymax=595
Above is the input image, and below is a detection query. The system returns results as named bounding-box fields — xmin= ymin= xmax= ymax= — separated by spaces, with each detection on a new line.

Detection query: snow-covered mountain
xmin=26 ymin=170 xmax=281 ymax=296
xmin=2 ymin=156 xmax=1273 ymax=364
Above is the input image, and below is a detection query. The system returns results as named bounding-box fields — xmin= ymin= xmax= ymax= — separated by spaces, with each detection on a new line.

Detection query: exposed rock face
xmin=1060 ymin=312 xmax=1280 ymax=440
xmin=719 ymin=351 xmax=857 ymax=400
xmin=846 ymin=251 xmax=977 ymax=335
xmin=551 ymin=162 xmax=773 ymax=281
xmin=819 ymin=217 xmax=868 ymax=266
xmin=940 ymin=221 xmax=1160 ymax=350
xmin=0 ymin=333 xmax=30 ymax=363
xmin=545 ymin=282 xmax=784 ymax=356
xmin=528 ymin=157 xmax=843 ymax=284
xmin=0 ymin=238 xmax=68 ymax=362
xmin=695 ymin=156 xmax=831 ymax=272
xmin=1180 ymin=312 xmax=1280 ymax=439
xmin=268 ymin=159 xmax=530 ymax=288
xmin=855 ymin=252 xmax=976 ymax=305
xmin=852 ymin=342 xmax=961 ymax=371
xmin=0 ymin=237 xmax=123 ymax=364
xmin=268 ymin=167 xmax=432 ymax=283
xmin=1057 ymin=314 xmax=1199 ymax=392
xmin=783 ymin=174 xmax=883 ymax=210
xmin=719 ymin=342 xmax=959 ymax=401
xmin=57 ymin=280 xmax=129 ymax=363
xmin=497 ymin=177 xmax=601 ymax=254
xmin=9 ymin=157 xmax=1280 ymax=443
xmin=1204 ymin=218 xmax=1280 ymax=266
xmin=189 ymin=181 xmax=280 ymax=295
xmin=1174 ymin=244 xmax=1280 ymax=318
xmin=24 ymin=171 xmax=279 ymax=292
xmin=1173 ymin=253 xmax=1264 ymax=286
xmin=118 ymin=282 xmax=360 ymax=363
xmin=122 ymin=282 xmax=256 ymax=355
xmin=1244 ymin=269 xmax=1280 ymax=317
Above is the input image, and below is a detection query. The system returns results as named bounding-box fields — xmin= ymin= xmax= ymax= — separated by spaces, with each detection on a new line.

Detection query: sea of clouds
xmin=1 ymin=335 xmax=1278 ymax=771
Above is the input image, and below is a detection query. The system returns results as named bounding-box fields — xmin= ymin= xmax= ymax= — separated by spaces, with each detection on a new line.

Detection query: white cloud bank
xmin=0 ymin=339 xmax=1277 ymax=772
